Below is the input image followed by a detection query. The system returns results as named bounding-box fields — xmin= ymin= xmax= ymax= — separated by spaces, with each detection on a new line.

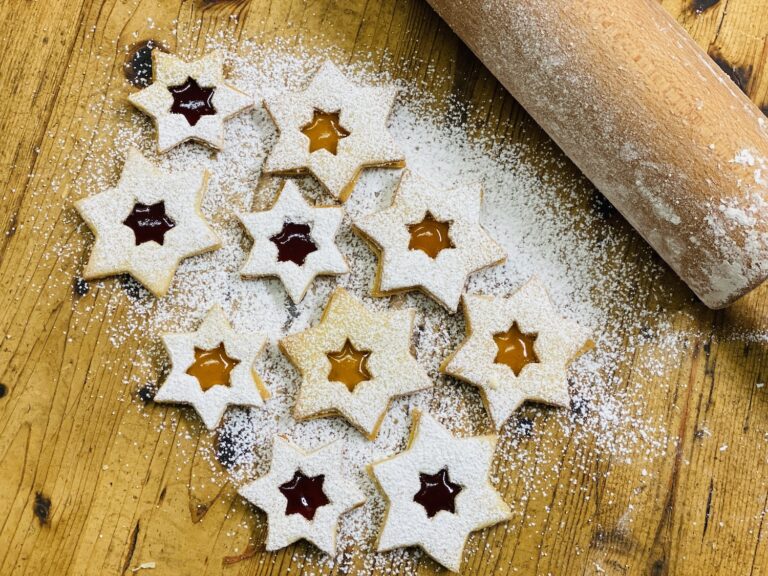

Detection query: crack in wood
xmin=703 ymin=478 xmax=714 ymax=536
xmin=121 ymin=521 xmax=140 ymax=574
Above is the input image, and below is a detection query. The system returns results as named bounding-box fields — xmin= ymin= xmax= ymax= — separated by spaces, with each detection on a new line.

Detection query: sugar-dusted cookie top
xmin=354 ymin=170 xmax=506 ymax=312
xmin=238 ymin=181 xmax=348 ymax=302
xmin=370 ymin=410 xmax=511 ymax=572
xmin=264 ymin=60 xmax=404 ymax=202
xmin=75 ymin=148 xmax=220 ymax=297
xmin=279 ymin=288 xmax=432 ymax=439
xmin=155 ymin=305 xmax=269 ymax=429
xmin=442 ymin=276 xmax=594 ymax=430
xmin=129 ymin=50 xmax=252 ymax=153
xmin=238 ymin=436 xmax=365 ymax=555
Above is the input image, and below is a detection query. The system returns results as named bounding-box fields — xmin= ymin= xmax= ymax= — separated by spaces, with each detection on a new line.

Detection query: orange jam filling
xmin=407 ymin=212 xmax=453 ymax=259
xmin=493 ymin=323 xmax=539 ymax=376
xmin=327 ymin=339 xmax=372 ymax=392
xmin=300 ymin=110 xmax=350 ymax=155
xmin=186 ymin=342 xmax=240 ymax=391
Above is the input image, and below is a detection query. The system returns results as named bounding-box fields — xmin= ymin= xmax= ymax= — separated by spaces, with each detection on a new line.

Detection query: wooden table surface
xmin=2 ymin=0 xmax=768 ymax=574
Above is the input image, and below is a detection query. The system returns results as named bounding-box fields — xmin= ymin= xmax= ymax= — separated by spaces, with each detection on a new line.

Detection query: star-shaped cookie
xmin=354 ymin=171 xmax=506 ymax=312
xmin=154 ymin=305 xmax=269 ymax=429
xmin=370 ymin=410 xmax=511 ymax=572
xmin=238 ymin=436 xmax=365 ymax=554
xmin=441 ymin=276 xmax=593 ymax=430
xmin=264 ymin=60 xmax=404 ymax=202
xmin=238 ymin=181 xmax=348 ymax=302
xmin=279 ymin=288 xmax=432 ymax=438
xmin=75 ymin=148 xmax=220 ymax=297
xmin=128 ymin=50 xmax=252 ymax=153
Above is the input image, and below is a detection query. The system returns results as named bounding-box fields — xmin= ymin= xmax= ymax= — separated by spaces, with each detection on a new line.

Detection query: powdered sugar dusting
xmin=354 ymin=170 xmax=506 ymax=312
xmin=239 ymin=180 xmax=348 ymax=303
xmin=54 ymin=37 xmax=699 ymax=572
xmin=264 ymin=60 xmax=404 ymax=201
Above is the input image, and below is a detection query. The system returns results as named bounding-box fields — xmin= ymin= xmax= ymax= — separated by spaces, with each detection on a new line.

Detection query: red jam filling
xmin=279 ymin=470 xmax=330 ymax=520
xmin=270 ymin=222 xmax=318 ymax=266
xmin=123 ymin=201 xmax=176 ymax=246
xmin=168 ymin=77 xmax=216 ymax=126
xmin=413 ymin=467 xmax=462 ymax=518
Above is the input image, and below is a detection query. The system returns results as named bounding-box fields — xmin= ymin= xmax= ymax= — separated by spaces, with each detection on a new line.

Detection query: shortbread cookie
xmin=264 ymin=60 xmax=404 ymax=202
xmin=370 ymin=410 xmax=511 ymax=572
xmin=75 ymin=148 xmax=219 ymax=297
xmin=279 ymin=288 xmax=432 ymax=439
xmin=155 ymin=305 xmax=269 ymax=429
xmin=238 ymin=436 xmax=365 ymax=554
xmin=441 ymin=276 xmax=593 ymax=430
xmin=354 ymin=171 xmax=506 ymax=312
xmin=128 ymin=50 xmax=252 ymax=153
xmin=238 ymin=181 xmax=348 ymax=302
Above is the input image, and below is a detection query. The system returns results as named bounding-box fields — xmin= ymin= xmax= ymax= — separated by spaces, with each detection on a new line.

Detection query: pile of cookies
xmin=75 ymin=51 xmax=593 ymax=572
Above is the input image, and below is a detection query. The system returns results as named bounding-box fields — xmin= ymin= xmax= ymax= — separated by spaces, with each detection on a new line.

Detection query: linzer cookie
xmin=75 ymin=148 xmax=219 ymax=297
xmin=238 ymin=181 xmax=348 ymax=302
xmin=238 ymin=436 xmax=365 ymax=554
xmin=279 ymin=288 xmax=431 ymax=439
xmin=370 ymin=410 xmax=511 ymax=572
xmin=128 ymin=50 xmax=252 ymax=153
xmin=441 ymin=276 xmax=593 ymax=430
xmin=354 ymin=171 xmax=506 ymax=312
xmin=263 ymin=60 xmax=404 ymax=202
xmin=154 ymin=305 xmax=269 ymax=429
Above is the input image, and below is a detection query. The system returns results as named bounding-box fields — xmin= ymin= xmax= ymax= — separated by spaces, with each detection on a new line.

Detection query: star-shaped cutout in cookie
xmin=154 ymin=305 xmax=269 ymax=430
xmin=370 ymin=410 xmax=511 ymax=572
xmin=279 ymin=288 xmax=432 ymax=439
xmin=238 ymin=436 xmax=365 ymax=554
xmin=278 ymin=470 xmax=330 ymax=520
xmin=441 ymin=276 xmax=594 ymax=430
xmin=168 ymin=77 xmax=216 ymax=126
xmin=413 ymin=468 xmax=462 ymax=517
xmin=354 ymin=171 xmax=506 ymax=312
xmin=264 ymin=60 xmax=404 ymax=202
xmin=75 ymin=148 xmax=220 ymax=297
xmin=301 ymin=109 xmax=350 ymax=155
xmin=238 ymin=181 xmax=348 ymax=302
xmin=122 ymin=201 xmax=176 ymax=245
xmin=326 ymin=339 xmax=372 ymax=392
xmin=185 ymin=342 xmax=240 ymax=391
xmin=270 ymin=222 xmax=317 ymax=265
xmin=128 ymin=50 xmax=252 ymax=153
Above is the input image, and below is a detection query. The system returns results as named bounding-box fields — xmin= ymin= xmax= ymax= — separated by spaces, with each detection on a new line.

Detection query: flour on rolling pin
xmin=426 ymin=0 xmax=768 ymax=308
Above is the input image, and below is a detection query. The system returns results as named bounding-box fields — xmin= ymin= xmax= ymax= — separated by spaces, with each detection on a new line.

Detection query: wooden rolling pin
xmin=427 ymin=0 xmax=768 ymax=308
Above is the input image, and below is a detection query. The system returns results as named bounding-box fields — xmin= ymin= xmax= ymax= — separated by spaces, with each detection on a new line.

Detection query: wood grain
xmin=1 ymin=0 xmax=767 ymax=575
